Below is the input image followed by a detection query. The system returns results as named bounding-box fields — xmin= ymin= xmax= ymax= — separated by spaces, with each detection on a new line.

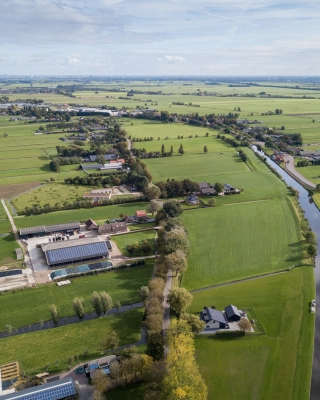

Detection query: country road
xmin=283 ymin=154 xmax=316 ymax=189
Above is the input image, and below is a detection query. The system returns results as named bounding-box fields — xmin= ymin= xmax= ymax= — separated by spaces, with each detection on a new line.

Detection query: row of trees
xmin=49 ymin=291 xmax=117 ymax=326
xmin=127 ymin=239 xmax=153 ymax=256
xmin=155 ymin=179 xmax=200 ymax=198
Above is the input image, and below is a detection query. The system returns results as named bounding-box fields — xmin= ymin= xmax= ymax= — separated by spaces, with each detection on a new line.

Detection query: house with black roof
xmin=200 ymin=306 xmax=227 ymax=330
xmin=186 ymin=194 xmax=199 ymax=205
xmin=225 ymin=304 xmax=241 ymax=322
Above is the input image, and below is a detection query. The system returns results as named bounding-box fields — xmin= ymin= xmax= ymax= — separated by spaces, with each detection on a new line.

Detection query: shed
xmin=135 ymin=210 xmax=147 ymax=219
xmin=225 ymin=304 xmax=241 ymax=322
xmin=85 ymin=219 xmax=98 ymax=231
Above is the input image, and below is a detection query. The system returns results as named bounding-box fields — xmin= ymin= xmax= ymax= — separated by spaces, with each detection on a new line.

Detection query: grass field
xmin=182 ymin=197 xmax=304 ymax=290
xmin=189 ymin=267 xmax=315 ymax=400
xmin=13 ymin=202 xmax=149 ymax=228
xmin=0 ymin=262 xmax=153 ymax=330
xmin=112 ymin=230 xmax=156 ymax=257
xmin=0 ymin=309 xmax=143 ymax=375
xmin=12 ymin=182 xmax=95 ymax=212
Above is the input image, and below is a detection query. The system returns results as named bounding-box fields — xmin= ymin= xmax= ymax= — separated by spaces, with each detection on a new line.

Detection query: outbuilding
xmin=225 ymin=304 xmax=241 ymax=322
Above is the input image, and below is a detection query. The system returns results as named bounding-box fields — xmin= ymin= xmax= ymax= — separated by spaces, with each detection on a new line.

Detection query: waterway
xmin=252 ymin=146 xmax=320 ymax=399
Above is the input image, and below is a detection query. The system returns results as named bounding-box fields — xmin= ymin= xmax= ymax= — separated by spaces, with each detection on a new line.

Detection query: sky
xmin=0 ymin=0 xmax=319 ymax=76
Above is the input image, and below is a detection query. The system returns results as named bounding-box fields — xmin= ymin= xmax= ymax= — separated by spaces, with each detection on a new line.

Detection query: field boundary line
xmin=189 ymin=266 xmax=312 ymax=293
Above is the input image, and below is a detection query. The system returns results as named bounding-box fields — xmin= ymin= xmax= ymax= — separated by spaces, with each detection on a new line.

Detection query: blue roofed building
xmin=200 ymin=306 xmax=228 ymax=331
xmin=0 ymin=377 xmax=77 ymax=400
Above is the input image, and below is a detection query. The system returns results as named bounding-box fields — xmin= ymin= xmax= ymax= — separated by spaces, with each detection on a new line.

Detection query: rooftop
xmin=20 ymin=222 xmax=80 ymax=236
xmin=0 ymin=377 xmax=76 ymax=400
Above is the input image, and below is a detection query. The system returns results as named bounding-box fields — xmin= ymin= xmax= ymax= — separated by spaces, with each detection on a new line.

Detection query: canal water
xmin=252 ymin=147 xmax=320 ymax=398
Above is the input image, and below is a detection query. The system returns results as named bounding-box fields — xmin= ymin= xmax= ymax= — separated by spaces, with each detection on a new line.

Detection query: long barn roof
xmin=46 ymin=242 xmax=109 ymax=265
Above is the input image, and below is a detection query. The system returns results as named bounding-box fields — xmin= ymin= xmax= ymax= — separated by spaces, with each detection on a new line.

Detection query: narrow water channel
xmin=252 ymin=146 xmax=320 ymax=398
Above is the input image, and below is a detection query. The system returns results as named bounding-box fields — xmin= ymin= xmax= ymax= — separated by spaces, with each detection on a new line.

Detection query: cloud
xmin=164 ymin=55 xmax=185 ymax=63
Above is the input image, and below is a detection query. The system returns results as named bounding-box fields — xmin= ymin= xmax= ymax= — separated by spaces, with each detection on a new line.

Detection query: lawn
xmin=189 ymin=267 xmax=315 ymax=400
xmin=13 ymin=202 xmax=149 ymax=228
xmin=0 ymin=234 xmax=19 ymax=265
xmin=0 ymin=309 xmax=143 ymax=375
xmin=0 ymin=262 xmax=153 ymax=330
xmin=182 ymin=197 xmax=304 ymax=290
xmin=112 ymin=230 xmax=156 ymax=256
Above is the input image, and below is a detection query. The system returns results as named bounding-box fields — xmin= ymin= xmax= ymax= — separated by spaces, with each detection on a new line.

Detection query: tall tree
xmin=214 ymin=182 xmax=224 ymax=194
xmin=91 ymin=291 xmax=103 ymax=317
xmin=138 ymin=286 xmax=150 ymax=306
xmin=145 ymin=186 xmax=161 ymax=201
xmin=72 ymin=297 xmax=85 ymax=321
xmin=181 ymin=313 xmax=205 ymax=334
xmin=101 ymin=331 xmax=119 ymax=353
xmin=167 ymin=288 xmax=193 ymax=317
xmin=164 ymin=250 xmax=188 ymax=276
xmin=100 ymin=292 xmax=113 ymax=315
xmin=203 ymin=145 xmax=208 ymax=153
xmin=49 ymin=304 xmax=60 ymax=327
xmin=178 ymin=143 xmax=184 ymax=155
xmin=147 ymin=331 xmax=164 ymax=361
xmin=163 ymin=200 xmax=182 ymax=218
xmin=147 ymin=199 xmax=161 ymax=216
xmin=161 ymin=144 xmax=165 ymax=155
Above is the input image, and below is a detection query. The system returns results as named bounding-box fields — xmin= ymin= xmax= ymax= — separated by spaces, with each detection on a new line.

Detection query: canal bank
xmin=252 ymin=146 xmax=319 ymax=399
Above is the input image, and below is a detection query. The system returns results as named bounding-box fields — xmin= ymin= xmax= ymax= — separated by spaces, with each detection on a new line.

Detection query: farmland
xmin=0 ymin=262 xmax=153 ymax=330
xmin=190 ymin=267 xmax=314 ymax=400
xmin=182 ymin=197 xmax=304 ymax=290
xmin=0 ymin=309 xmax=143 ymax=375
xmin=0 ymin=79 xmax=318 ymax=399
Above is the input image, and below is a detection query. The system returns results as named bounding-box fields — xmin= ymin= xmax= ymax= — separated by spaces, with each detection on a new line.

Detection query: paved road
xmin=283 ymin=154 xmax=316 ymax=189
xmin=163 ymin=271 xmax=173 ymax=331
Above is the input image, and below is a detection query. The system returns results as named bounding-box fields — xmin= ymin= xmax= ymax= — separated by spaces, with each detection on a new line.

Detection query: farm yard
xmin=190 ymin=267 xmax=314 ymax=400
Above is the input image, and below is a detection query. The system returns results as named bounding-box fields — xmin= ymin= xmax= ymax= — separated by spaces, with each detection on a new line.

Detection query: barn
xmin=19 ymin=222 xmax=80 ymax=240
xmin=225 ymin=304 xmax=241 ymax=322
xmin=42 ymin=238 xmax=109 ymax=267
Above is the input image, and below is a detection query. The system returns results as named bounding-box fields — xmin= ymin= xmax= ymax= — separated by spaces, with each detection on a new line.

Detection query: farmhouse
xmin=42 ymin=237 xmax=109 ymax=267
xmin=98 ymin=222 xmax=127 ymax=235
xmin=199 ymin=182 xmax=210 ymax=190
xmin=201 ymin=188 xmax=215 ymax=195
xmin=223 ymin=183 xmax=240 ymax=194
xmin=19 ymin=222 xmax=80 ymax=240
xmin=200 ymin=307 xmax=227 ymax=329
xmin=186 ymin=194 xmax=199 ymax=205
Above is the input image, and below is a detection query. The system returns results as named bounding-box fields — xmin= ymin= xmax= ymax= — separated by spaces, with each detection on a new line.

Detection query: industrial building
xmin=41 ymin=238 xmax=109 ymax=267
xmin=19 ymin=222 xmax=80 ymax=240
xmin=0 ymin=377 xmax=77 ymax=400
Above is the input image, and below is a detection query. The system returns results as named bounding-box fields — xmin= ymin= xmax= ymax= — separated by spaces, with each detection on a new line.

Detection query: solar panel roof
xmin=46 ymin=242 xmax=109 ymax=265
xmin=0 ymin=377 xmax=76 ymax=399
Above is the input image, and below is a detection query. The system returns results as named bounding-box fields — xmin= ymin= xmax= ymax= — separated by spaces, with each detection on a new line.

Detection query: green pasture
xmin=12 ymin=182 xmax=95 ymax=212
xmin=112 ymin=230 xmax=156 ymax=257
xmin=0 ymin=263 xmax=153 ymax=330
xmin=14 ymin=202 xmax=148 ymax=228
xmin=144 ymin=151 xmax=249 ymax=183
xmin=0 ymin=309 xmax=143 ymax=375
xmin=295 ymin=165 xmax=320 ymax=185
xmin=190 ymin=267 xmax=314 ymax=400
xmin=182 ymin=196 xmax=304 ymax=290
